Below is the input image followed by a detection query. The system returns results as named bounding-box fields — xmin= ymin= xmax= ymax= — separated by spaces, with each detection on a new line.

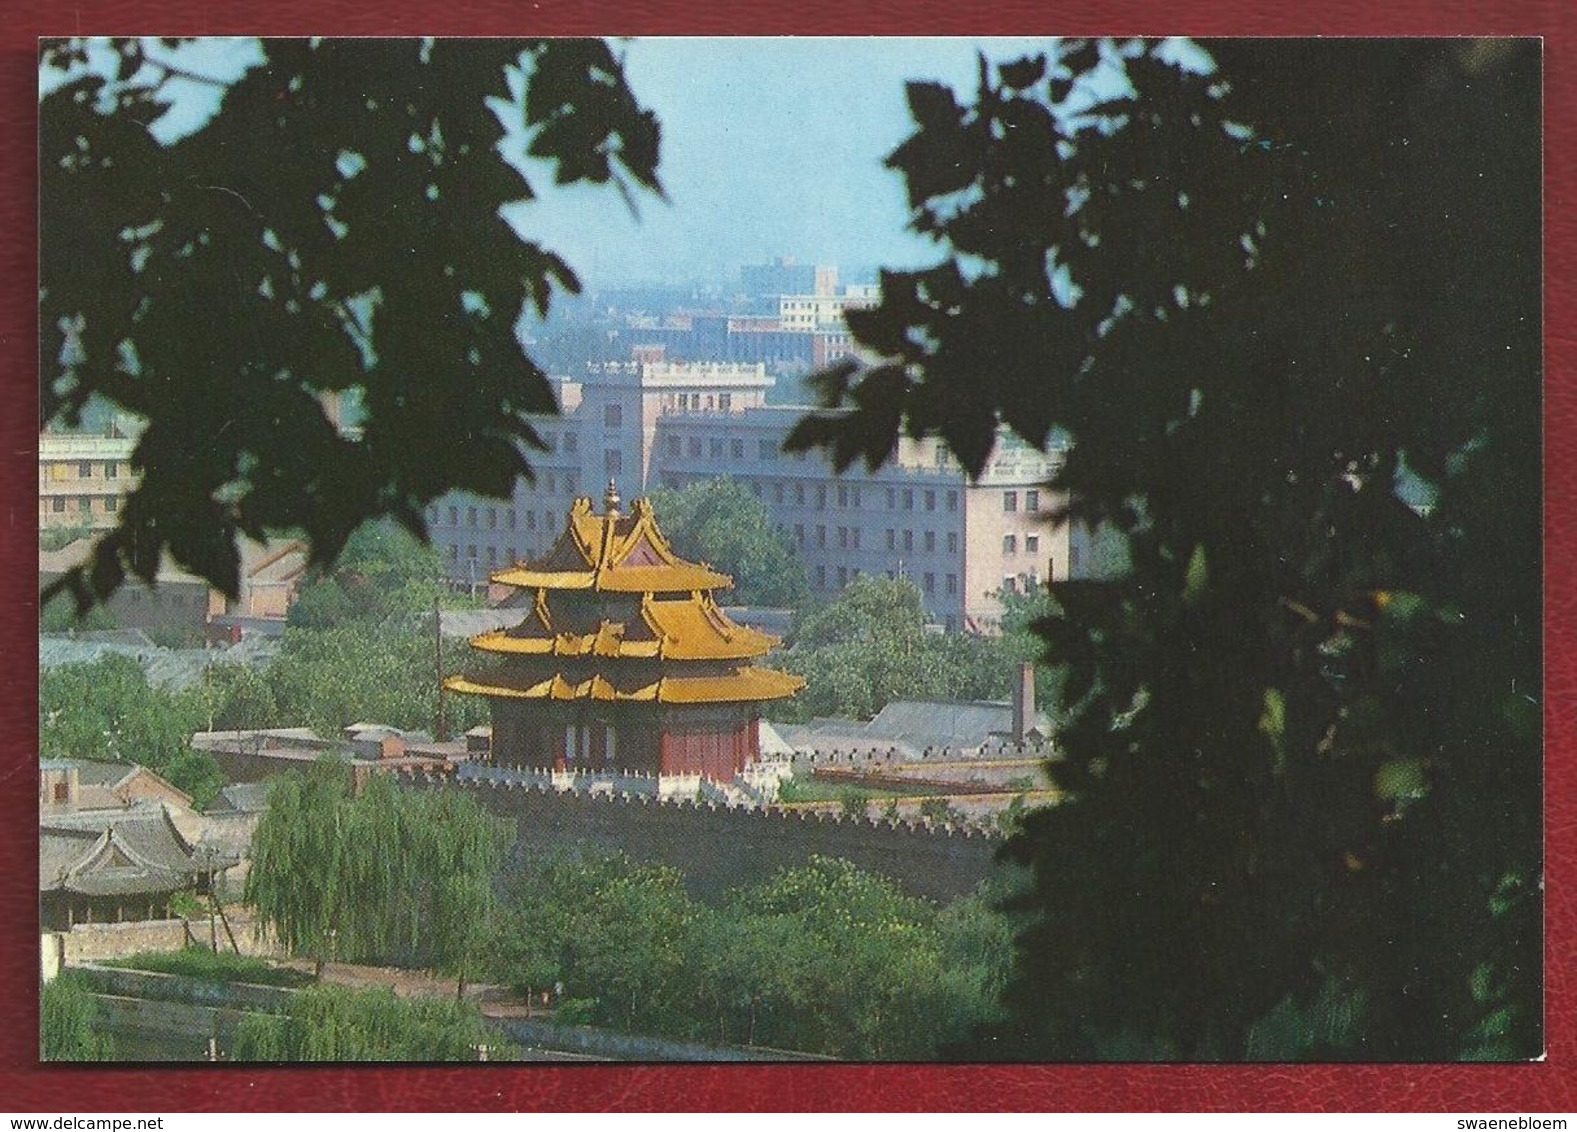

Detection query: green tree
xmin=646 ymin=477 xmax=811 ymax=608
xmin=287 ymin=519 xmax=450 ymax=629
xmin=40 ymin=973 xmax=117 ymax=1061
xmin=775 ymin=575 xmax=1021 ymax=720
xmin=39 ymin=653 xmax=224 ymax=806
xmin=787 ymin=40 xmax=1540 ymax=1059
xmin=231 ymin=984 xmax=511 ymax=1061
xmin=41 ymin=37 xmax=661 ymax=613
xmin=264 ymin=621 xmax=486 ymax=735
xmin=245 ymin=760 xmax=507 ymax=984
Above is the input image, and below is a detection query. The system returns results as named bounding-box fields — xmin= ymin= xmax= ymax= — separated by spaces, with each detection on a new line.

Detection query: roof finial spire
xmin=604 ymin=478 xmax=621 ymax=516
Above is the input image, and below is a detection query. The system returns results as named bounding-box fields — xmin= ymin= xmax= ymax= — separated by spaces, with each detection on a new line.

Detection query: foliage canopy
xmin=788 ymin=39 xmax=1541 ymax=1059
xmin=40 ymin=37 xmax=661 ymax=612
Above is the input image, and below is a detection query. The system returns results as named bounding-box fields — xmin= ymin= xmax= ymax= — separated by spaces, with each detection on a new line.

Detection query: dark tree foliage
xmin=40 ymin=37 xmax=660 ymax=612
xmin=788 ymin=40 xmax=1540 ymax=1059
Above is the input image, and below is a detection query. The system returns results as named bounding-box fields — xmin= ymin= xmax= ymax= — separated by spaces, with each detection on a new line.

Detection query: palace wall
xmin=406 ymin=772 xmax=1011 ymax=904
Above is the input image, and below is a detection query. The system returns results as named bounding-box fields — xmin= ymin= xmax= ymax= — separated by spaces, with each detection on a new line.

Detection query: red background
xmin=1 ymin=0 xmax=1571 ymax=1113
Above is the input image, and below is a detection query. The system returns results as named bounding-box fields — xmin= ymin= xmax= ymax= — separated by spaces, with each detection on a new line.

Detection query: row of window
xmin=1003 ymin=533 xmax=1042 ymax=555
xmin=808 ymin=563 xmax=959 ymax=597
xmin=45 ymin=461 xmax=124 ymax=481
xmin=660 ymin=393 xmax=733 ymax=413
xmin=47 ymin=495 xmax=117 ymax=514
xmin=1003 ymin=489 xmax=1042 ymax=513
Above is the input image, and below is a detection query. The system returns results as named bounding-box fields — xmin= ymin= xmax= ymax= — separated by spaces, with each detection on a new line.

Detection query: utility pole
xmin=434 ymin=590 xmax=447 ymax=741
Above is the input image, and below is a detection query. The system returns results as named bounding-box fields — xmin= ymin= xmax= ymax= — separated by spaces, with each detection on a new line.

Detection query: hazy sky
xmin=46 ymin=37 xmax=1181 ymax=288
xmin=516 ymin=37 xmax=1064 ymax=285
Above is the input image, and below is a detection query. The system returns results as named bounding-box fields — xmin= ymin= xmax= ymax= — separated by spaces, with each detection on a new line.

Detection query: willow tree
xmin=245 ymin=760 xmax=505 ymax=989
xmin=244 ymin=758 xmax=354 ymax=975
xmin=789 ymin=39 xmax=1540 ymax=1059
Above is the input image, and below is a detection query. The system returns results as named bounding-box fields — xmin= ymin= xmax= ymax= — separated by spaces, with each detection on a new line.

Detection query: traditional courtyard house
xmin=445 ymin=485 xmax=804 ymax=779
xmin=39 ymin=806 xmax=231 ymax=931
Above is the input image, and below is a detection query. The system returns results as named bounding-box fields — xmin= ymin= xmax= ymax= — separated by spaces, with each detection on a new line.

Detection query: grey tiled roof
xmin=39 ymin=633 xmax=280 ymax=692
xmin=40 ymin=806 xmax=226 ymax=897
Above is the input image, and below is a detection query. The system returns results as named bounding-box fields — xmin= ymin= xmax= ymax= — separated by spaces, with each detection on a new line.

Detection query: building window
xmin=947 ymin=532 xmax=958 ymax=554
xmin=947 ymin=490 xmax=958 ymax=512
xmin=902 ymin=489 xmax=914 ymax=510
xmin=759 ymin=439 xmax=776 ymax=460
xmin=946 ymin=573 xmax=957 ymax=594
xmin=816 ymin=565 xmax=826 ymax=587
xmin=104 ymin=497 xmax=117 ymax=513
xmin=816 ymin=486 xmax=827 ymax=511
xmin=566 ymin=472 xmax=579 ymax=493
xmin=924 ymin=573 xmax=935 ymax=594
xmin=837 ymin=566 xmax=848 ymax=587
xmin=604 ymin=404 xmax=622 ymax=428
xmin=78 ymin=461 xmax=92 ymax=478
xmin=468 ymin=506 xmax=478 ymax=527
xmin=486 ymin=546 xmax=497 ymax=565
xmin=795 ymin=484 xmax=806 ymax=506
xmin=887 ymin=488 xmax=896 ymax=510
xmin=903 ymin=530 xmax=914 ymax=552
xmin=487 ymin=507 xmax=497 ymax=529
xmin=79 ymin=496 xmax=92 ymax=512
xmin=719 ymin=393 xmax=732 ymax=411
xmin=548 ymin=473 xmax=559 ymax=492
xmin=467 ymin=544 xmax=478 ymax=559
xmin=448 ymin=506 xmax=459 ymax=525
xmin=105 ymin=462 xmax=118 ymax=479
xmin=689 ymin=438 xmax=702 ymax=458
xmin=886 ymin=529 xmax=895 ymax=551
xmin=795 ymin=524 xmax=805 ymax=546
xmin=1026 ymin=489 xmax=1041 ymax=512
xmin=773 ymin=483 xmax=784 ymax=504
xmin=526 ymin=510 xmax=537 ymax=530
xmin=1004 ymin=534 xmax=1018 ymax=554
xmin=710 ymin=439 xmax=725 ymax=459
xmin=1004 ymin=491 xmax=1018 ymax=512
xmin=924 ymin=531 xmax=935 ymax=552
xmin=851 ymin=487 xmax=861 ymax=508
xmin=52 ymin=497 xmax=65 ymax=513
xmin=565 ymin=433 xmax=578 ymax=454
xmin=732 ymin=438 xmax=745 ymax=460
xmin=506 ymin=510 xmax=517 ymax=530
xmin=852 ymin=528 xmax=861 ymax=550
xmin=816 ymin=525 xmax=826 ymax=548
xmin=925 ymin=490 xmax=936 ymax=512
xmin=837 ymin=526 xmax=848 ymax=548
xmin=667 ymin=435 xmax=682 ymax=458
xmin=838 ymin=486 xmax=848 ymax=507
xmin=605 ymin=450 xmax=622 ymax=475
xmin=751 ymin=481 xmax=762 ymax=497
xmin=1026 ymin=534 xmax=1040 ymax=553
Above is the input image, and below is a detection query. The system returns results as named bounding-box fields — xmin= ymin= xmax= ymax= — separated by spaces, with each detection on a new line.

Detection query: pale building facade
xmin=429 ymin=359 xmax=1079 ymax=628
xmin=38 ymin=432 xmax=137 ymax=531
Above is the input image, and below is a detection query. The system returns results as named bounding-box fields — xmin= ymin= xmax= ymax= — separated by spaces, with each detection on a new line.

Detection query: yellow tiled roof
xmin=443 ymin=664 xmax=805 ymax=704
xmin=489 ymin=496 xmax=733 ymax=593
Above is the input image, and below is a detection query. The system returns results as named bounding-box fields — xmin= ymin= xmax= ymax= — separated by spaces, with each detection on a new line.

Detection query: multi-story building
xmin=430 ymin=360 xmax=1084 ymax=629
xmin=776 ymin=285 xmax=878 ymax=332
xmin=38 ymin=429 xmax=138 ymax=531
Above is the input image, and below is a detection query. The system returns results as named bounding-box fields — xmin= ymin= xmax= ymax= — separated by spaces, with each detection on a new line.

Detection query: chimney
xmin=1012 ymin=661 xmax=1036 ymax=744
